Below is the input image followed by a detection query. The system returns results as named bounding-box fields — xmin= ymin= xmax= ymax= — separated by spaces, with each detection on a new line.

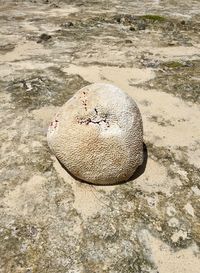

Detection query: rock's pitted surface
xmin=47 ymin=83 xmax=143 ymax=184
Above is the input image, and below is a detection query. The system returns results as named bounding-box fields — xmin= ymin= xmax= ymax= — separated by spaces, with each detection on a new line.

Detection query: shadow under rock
xmin=57 ymin=142 xmax=148 ymax=186
xmin=127 ymin=142 xmax=148 ymax=182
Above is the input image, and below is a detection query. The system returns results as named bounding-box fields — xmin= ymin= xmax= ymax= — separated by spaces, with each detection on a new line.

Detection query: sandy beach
xmin=0 ymin=0 xmax=200 ymax=272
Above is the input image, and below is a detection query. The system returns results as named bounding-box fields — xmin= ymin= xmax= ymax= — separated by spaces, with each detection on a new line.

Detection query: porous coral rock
xmin=47 ymin=83 xmax=143 ymax=185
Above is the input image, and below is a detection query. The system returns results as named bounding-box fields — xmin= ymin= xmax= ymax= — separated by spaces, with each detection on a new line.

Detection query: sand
xmin=0 ymin=0 xmax=200 ymax=272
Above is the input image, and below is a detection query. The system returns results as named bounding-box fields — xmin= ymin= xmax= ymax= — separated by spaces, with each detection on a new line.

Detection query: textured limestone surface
xmin=0 ymin=0 xmax=200 ymax=273
xmin=47 ymin=83 xmax=143 ymax=184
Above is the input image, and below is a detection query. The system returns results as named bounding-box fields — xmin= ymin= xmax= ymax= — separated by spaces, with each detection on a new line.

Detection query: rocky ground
xmin=0 ymin=0 xmax=200 ymax=272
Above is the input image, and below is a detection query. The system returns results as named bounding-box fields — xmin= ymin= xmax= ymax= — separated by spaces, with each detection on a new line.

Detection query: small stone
xmin=47 ymin=83 xmax=143 ymax=185
xmin=115 ymin=16 xmax=121 ymax=23
xmin=168 ymin=41 xmax=178 ymax=46
xmin=50 ymin=3 xmax=60 ymax=8
xmin=37 ymin=33 xmax=52 ymax=43
xmin=129 ymin=26 xmax=136 ymax=31
xmin=61 ymin=22 xmax=74 ymax=28
xmin=125 ymin=39 xmax=132 ymax=44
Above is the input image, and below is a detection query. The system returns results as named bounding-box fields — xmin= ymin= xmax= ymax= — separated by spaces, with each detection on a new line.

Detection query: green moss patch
xmin=141 ymin=14 xmax=166 ymax=22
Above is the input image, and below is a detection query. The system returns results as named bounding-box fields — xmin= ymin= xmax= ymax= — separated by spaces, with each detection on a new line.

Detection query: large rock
xmin=47 ymin=83 xmax=143 ymax=185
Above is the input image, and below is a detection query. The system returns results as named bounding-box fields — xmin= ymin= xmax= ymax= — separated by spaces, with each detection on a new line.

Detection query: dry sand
xmin=0 ymin=0 xmax=200 ymax=272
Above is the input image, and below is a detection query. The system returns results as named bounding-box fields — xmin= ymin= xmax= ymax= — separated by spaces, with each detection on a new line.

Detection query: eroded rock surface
xmin=0 ymin=0 xmax=200 ymax=272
